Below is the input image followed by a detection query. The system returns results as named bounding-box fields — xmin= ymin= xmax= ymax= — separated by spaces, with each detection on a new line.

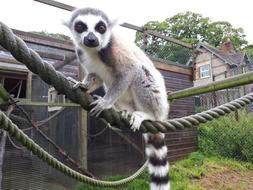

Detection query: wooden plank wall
xmin=154 ymin=61 xmax=198 ymax=161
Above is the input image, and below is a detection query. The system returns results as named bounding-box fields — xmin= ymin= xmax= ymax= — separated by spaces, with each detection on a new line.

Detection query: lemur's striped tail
xmin=144 ymin=133 xmax=170 ymax=190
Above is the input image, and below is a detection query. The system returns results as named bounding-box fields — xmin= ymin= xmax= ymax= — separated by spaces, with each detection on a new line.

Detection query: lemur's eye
xmin=98 ymin=25 xmax=106 ymax=34
xmin=95 ymin=21 xmax=107 ymax=34
xmin=74 ymin=21 xmax=87 ymax=33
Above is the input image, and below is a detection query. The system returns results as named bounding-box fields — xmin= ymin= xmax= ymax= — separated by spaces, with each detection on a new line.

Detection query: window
xmin=200 ymin=64 xmax=211 ymax=79
xmin=0 ymin=71 xmax=27 ymax=98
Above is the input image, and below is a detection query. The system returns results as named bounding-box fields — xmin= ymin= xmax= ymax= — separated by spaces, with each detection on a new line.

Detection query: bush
xmin=199 ymin=110 xmax=253 ymax=162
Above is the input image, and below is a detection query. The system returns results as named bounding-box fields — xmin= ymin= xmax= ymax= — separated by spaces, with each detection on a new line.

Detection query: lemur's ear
xmin=61 ymin=12 xmax=72 ymax=28
xmin=61 ymin=18 xmax=70 ymax=28
xmin=109 ymin=18 xmax=120 ymax=29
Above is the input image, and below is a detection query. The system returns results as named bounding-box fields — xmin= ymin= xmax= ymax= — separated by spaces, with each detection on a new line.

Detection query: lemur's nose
xmin=83 ymin=32 xmax=99 ymax=48
xmin=88 ymin=37 xmax=95 ymax=43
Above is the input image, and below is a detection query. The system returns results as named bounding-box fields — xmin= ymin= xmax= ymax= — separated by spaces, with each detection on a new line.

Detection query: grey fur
xmin=76 ymin=48 xmax=83 ymax=58
xmin=66 ymin=8 xmax=170 ymax=190
xmin=98 ymin=37 xmax=115 ymax=69
xmin=70 ymin=7 xmax=109 ymax=25
xmin=75 ymin=48 xmax=84 ymax=62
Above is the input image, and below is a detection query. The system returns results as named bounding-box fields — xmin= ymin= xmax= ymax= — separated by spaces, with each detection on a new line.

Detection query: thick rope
xmin=0 ymin=21 xmax=142 ymax=132
xmin=0 ymin=110 xmax=148 ymax=188
xmin=1 ymin=21 xmax=253 ymax=133
xmin=1 ymin=21 xmax=253 ymax=187
xmin=1 ymin=93 xmax=253 ymax=187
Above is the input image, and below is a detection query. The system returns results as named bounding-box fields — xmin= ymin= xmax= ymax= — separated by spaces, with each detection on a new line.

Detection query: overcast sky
xmin=0 ymin=0 xmax=252 ymax=44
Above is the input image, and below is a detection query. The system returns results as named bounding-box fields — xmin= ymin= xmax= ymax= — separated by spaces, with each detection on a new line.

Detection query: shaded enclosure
xmin=0 ymin=27 xmax=195 ymax=190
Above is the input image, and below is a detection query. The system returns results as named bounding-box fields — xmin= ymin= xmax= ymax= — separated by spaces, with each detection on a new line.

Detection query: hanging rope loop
xmin=1 ymin=21 xmax=253 ymax=187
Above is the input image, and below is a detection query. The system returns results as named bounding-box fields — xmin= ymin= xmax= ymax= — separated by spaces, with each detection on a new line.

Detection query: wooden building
xmin=0 ymin=29 xmax=196 ymax=189
xmin=188 ymin=39 xmax=253 ymax=108
xmin=192 ymin=39 xmax=252 ymax=86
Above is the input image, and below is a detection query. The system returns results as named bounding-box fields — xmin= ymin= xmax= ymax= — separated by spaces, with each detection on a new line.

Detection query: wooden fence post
xmin=78 ymin=66 xmax=87 ymax=169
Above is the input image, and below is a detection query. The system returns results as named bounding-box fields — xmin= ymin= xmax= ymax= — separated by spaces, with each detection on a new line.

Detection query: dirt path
xmin=197 ymin=168 xmax=253 ymax=190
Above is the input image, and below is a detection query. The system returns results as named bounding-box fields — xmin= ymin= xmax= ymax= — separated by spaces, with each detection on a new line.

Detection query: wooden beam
xmin=26 ymin=72 xmax=33 ymax=99
xmin=33 ymin=0 xmax=193 ymax=49
xmin=0 ymin=57 xmax=20 ymax=65
xmin=36 ymin=51 xmax=65 ymax=61
xmin=0 ymin=62 xmax=29 ymax=72
xmin=78 ymin=108 xmax=87 ymax=169
xmin=154 ymin=61 xmax=192 ymax=76
xmin=17 ymin=99 xmax=80 ymax=107
xmin=0 ymin=53 xmax=73 ymax=72
xmin=0 ymin=69 xmax=28 ymax=80
xmin=12 ymin=29 xmax=74 ymax=51
xmin=34 ymin=0 xmax=75 ymax=11
xmin=77 ymin=59 xmax=87 ymax=170
xmin=0 ymin=47 xmax=65 ymax=61
xmin=121 ymin=23 xmax=143 ymax=32
xmin=168 ymin=70 xmax=253 ymax=100
xmin=13 ymin=29 xmax=73 ymax=46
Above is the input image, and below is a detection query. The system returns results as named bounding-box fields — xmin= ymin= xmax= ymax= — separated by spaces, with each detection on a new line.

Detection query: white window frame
xmin=200 ymin=64 xmax=211 ymax=79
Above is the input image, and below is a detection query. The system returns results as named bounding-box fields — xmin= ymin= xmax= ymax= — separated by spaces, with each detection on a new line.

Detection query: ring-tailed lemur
xmin=64 ymin=8 xmax=170 ymax=190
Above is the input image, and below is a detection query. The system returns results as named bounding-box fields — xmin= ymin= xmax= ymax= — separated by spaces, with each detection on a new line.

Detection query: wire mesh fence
xmin=0 ymin=17 xmax=196 ymax=189
xmin=196 ymin=64 xmax=253 ymax=110
xmin=1 ymin=22 xmax=252 ymax=189
xmin=196 ymin=64 xmax=253 ymax=162
xmin=0 ymin=104 xmax=145 ymax=190
xmin=135 ymin=30 xmax=192 ymax=65
xmin=1 ymin=105 xmax=80 ymax=190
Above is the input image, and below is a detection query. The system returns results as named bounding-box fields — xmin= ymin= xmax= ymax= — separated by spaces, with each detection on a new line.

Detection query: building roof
xmin=151 ymin=57 xmax=192 ymax=69
xmin=197 ymin=42 xmax=247 ymax=66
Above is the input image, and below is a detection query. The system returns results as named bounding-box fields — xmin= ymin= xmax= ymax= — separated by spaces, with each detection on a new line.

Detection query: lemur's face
xmin=70 ymin=14 xmax=111 ymax=50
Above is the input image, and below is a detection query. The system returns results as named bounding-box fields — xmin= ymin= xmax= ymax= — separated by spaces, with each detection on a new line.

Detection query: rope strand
xmin=0 ymin=110 xmax=148 ymax=188
xmin=1 ymin=21 xmax=253 ymax=133
xmin=1 ymin=21 xmax=253 ymax=187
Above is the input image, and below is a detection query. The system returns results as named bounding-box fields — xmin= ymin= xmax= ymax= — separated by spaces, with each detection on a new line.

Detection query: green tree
xmin=136 ymin=12 xmax=248 ymax=64
xmin=205 ymin=21 xmax=247 ymax=48
xmin=243 ymin=45 xmax=253 ymax=60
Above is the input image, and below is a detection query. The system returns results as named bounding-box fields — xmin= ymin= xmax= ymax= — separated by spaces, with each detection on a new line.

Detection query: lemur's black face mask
xmin=83 ymin=32 xmax=99 ymax=48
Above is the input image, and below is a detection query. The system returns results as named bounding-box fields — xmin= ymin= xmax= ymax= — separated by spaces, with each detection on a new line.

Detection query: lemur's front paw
xmin=67 ymin=77 xmax=78 ymax=85
xmin=130 ymin=112 xmax=144 ymax=132
xmin=74 ymin=82 xmax=89 ymax=90
xmin=67 ymin=77 xmax=88 ymax=91
xmin=120 ymin=110 xmax=131 ymax=119
xmin=90 ymin=95 xmax=112 ymax=117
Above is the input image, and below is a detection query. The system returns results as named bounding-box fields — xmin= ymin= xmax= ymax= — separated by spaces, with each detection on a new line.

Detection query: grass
xmin=74 ymin=152 xmax=253 ymax=190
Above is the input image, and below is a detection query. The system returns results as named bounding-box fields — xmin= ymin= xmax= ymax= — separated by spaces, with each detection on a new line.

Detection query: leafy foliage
xmin=136 ymin=12 xmax=248 ymax=64
xmin=244 ymin=44 xmax=253 ymax=60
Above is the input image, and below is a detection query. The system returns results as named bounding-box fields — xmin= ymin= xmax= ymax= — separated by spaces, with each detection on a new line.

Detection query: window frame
xmin=200 ymin=64 xmax=211 ymax=79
